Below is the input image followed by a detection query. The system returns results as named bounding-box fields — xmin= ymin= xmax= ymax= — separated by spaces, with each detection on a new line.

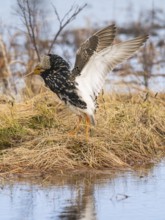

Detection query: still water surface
xmin=0 ymin=161 xmax=165 ymax=220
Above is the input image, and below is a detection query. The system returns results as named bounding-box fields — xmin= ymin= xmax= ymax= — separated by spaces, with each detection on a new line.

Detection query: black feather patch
xmin=41 ymin=54 xmax=87 ymax=109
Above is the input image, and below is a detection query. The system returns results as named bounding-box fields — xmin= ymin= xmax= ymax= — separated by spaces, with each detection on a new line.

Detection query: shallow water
xmin=1 ymin=161 xmax=165 ymax=220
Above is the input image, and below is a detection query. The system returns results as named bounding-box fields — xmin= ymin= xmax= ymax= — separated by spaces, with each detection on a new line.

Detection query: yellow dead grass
xmin=0 ymin=91 xmax=164 ymax=176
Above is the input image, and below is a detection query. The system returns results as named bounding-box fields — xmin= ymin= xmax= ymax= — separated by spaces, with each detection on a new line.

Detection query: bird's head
xmin=26 ymin=54 xmax=51 ymax=77
xmin=32 ymin=64 xmax=43 ymax=75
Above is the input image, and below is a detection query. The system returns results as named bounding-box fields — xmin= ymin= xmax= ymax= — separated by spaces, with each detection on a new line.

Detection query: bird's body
xmin=40 ymin=54 xmax=87 ymax=111
xmin=30 ymin=24 xmax=148 ymax=137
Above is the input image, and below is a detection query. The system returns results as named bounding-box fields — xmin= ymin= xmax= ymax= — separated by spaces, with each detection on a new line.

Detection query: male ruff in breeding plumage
xmin=26 ymin=24 xmax=148 ymax=138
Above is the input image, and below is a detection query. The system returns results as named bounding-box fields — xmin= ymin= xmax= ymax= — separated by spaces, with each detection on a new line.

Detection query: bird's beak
xmin=24 ymin=71 xmax=34 ymax=78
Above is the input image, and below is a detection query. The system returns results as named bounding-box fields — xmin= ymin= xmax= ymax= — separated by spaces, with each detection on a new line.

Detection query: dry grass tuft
xmin=0 ymin=91 xmax=165 ymax=175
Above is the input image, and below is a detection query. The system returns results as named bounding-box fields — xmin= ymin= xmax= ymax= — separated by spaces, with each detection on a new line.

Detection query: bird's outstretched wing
xmin=76 ymin=35 xmax=148 ymax=100
xmin=72 ymin=24 xmax=116 ymax=77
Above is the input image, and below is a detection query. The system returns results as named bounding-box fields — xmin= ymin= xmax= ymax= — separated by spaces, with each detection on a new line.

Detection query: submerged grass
xmin=0 ymin=91 xmax=164 ymax=175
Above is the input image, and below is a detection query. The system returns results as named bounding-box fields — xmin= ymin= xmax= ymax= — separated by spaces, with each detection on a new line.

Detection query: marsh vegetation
xmin=0 ymin=0 xmax=165 ymax=176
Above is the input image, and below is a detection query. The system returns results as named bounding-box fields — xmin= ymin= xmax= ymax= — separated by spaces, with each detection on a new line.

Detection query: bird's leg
xmin=68 ymin=115 xmax=82 ymax=136
xmin=85 ymin=114 xmax=91 ymax=139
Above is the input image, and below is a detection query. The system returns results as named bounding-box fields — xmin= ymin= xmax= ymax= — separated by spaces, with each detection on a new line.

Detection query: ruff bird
xmin=27 ymin=24 xmax=148 ymax=137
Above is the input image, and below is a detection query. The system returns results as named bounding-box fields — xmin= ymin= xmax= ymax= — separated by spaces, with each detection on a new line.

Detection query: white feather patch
xmin=75 ymin=35 xmax=148 ymax=115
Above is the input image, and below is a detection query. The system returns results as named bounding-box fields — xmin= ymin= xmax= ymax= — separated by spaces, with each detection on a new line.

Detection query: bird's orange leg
xmin=68 ymin=115 xmax=82 ymax=136
xmin=85 ymin=114 xmax=91 ymax=139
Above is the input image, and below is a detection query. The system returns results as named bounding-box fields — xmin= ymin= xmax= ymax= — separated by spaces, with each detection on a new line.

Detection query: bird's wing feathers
xmin=94 ymin=24 xmax=116 ymax=52
xmin=72 ymin=24 xmax=116 ymax=77
xmin=76 ymin=35 xmax=148 ymax=99
xmin=102 ymin=35 xmax=148 ymax=70
xmin=73 ymin=35 xmax=98 ymax=75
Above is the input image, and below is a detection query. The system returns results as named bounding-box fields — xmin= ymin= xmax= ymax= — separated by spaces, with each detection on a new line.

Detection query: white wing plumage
xmin=76 ymin=35 xmax=148 ymax=103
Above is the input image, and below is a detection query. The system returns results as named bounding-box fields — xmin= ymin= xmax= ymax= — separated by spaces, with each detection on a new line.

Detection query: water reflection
xmin=58 ymin=183 xmax=96 ymax=220
xmin=0 ymin=161 xmax=165 ymax=220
